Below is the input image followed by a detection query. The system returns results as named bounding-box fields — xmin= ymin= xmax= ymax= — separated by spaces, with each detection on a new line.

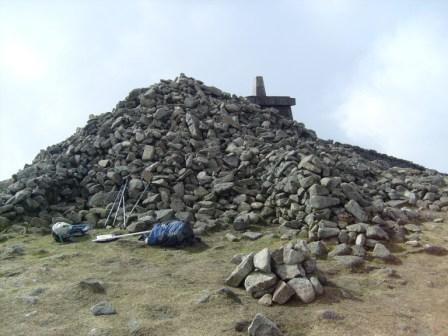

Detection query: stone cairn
xmin=225 ymin=240 xmax=325 ymax=306
xmin=0 ymin=74 xmax=447 ymax=257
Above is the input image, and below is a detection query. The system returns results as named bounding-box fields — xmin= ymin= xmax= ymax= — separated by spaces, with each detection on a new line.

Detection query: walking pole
xmin=128 ymin=183 xmax=149 ymax=219
xmin=105 ymin=183 xmax=125 ymax=227
xmin=112 ymin=178 xmax=128 ymax=227
xmin=122 ymin=190 xmax=127 ymax=228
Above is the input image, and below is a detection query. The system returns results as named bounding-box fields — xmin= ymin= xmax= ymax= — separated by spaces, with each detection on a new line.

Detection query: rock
xmin=215 ymin=287 xmax=242 ymax=304
xmin=423 ymin=244 xmax=448 ymax=256
xmin=366 ymin=225 xmax=389 ymax=240
xmin=244 ymin=272 xmax=278 ymax=298
xmin=213 ymin=182 xmax=234 ymax=194
xmin=88 ymin=328 xmax=112 ymax=336
xmin=274 ymin=264 xmax=304 ymax=280
xmin=225 ymin=233 xmax=240 ymax=242
xmin=234 ymin=213 xmax=250 ymax=231
xmin=186 ymin=112 xmax=201 ymax=139
xmin=142 ymin=145 xmax=155 ymax=161
xmin=283 ymin=244 xmax=305 ymax=264
xmin=355 ymin=233 xmax=366 ymax=246
xmin=258 ymin=294 xmax=273 ymax=306
xmin=318 ymin=227 xmax=340 ymax=239
xmin=328 ymin=243 xmax=352 ymax=257
xmin=248 ymin=313 xmax=283 ymax=336
xmin=155 ymin=209 xmax=174 ymax=221
xmin=272 ymin=281 xmax=295 ymax=304
xmin=309 ymin=276 xmax=324 ymax=296
xmin=254 ymin=248 xmax=271 ymax=273
xmin=90 ymin=302 xmax=116 ymax=316
xmin=288 ymin=278 xmax=316 ymax=303
xmin=317 ymin=309 xmax=344 ymax=320
xmin=234 ymin=320 xmax=251 ymax=332
xmin=351 ymin=245 xmax=366 ymax=257
xmin=344 ymin=200 xmax=368 ymax=222
xmin=225 ymin=253 xmax=255 ymax=287
xmin=372 ymin=243 xmax=391 ymax=260
xmin=309 ymin=196 xmax=340 ymax=209
xmin=79 ymin=278 xmax=106 ymax=293
xmin=308 ymin=241 xmax=328 ymax=257
xmin=243 ymin=231 xmax=263 ymax=240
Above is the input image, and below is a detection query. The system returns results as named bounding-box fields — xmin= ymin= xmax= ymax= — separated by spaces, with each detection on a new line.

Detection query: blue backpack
xmin=140 ymin=220 xmax=194 ymax=246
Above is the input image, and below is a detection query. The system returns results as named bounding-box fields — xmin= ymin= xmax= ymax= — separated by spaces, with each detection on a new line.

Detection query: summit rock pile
xmin=0 ymin=74 xmax=447 ymax=251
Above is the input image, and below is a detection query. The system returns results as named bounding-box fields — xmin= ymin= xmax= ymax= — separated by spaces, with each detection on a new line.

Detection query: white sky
xmin=1 ymin=0 xmax=447 ymax=179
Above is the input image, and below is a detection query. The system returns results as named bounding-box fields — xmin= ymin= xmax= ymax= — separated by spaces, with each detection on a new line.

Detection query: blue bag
xmin=142 ymin=220 xmax=194 ymax=246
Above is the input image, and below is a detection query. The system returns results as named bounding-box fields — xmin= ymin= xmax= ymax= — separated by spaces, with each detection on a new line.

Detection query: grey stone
xmin=372 ymin=243 xmax=392 ymax=260
xmin=243 ymin=231 xmax=263 ymax=240
xmin=258 ymin=294 xmax=273 ymax=306
xmin=283 ymin=245 xmax=305 ymax=264
xmin=79 ymin=278 xmax=106 ymax=293
xmin=244 ymin=272 xmax=278 ymax=298
xmin=274 ymin=264 xmax=304 ymax=280
xmin=90 ymin=302 xmax=116 ymax=316
xmin=318 ymin=227 xmax=340 ymax=239
xmin=248 ymin=313 xmax=283 ymax=336
xmin=366 ymin=225 xmax=389 ymax=240
xmin=186 ymin=112 xmax=201 ymax=139
xmin=233 ymin=213 xmax=250 ymax=231
xmin=272 ymin=281 xmax=295 ymax=304
xmin=142 ymin=145 xmax=155 ymax=161
xmin=155 ymin=209 xmax=174 ymax=221
xmin=308 ymin=241 xmax=328 ymax=257
xmin=254 ymin=248 xmax=271 ymax=273
xmin=215 ymin=287 xmax=242 ymax=304
xmin=309 ymin=276 xmax=324 ymax=296
xmin=225 ymin=253 xmax=255 ymax=287
xmin=287 ymin=278 xmax=316 ymax=303
xmin=225 ymin=233 xmax=239 ymax=242
xmin=310 ymin=196 xmax=340 ymax=209
xmin=317 ymin=309 xmax=344 ymax=320
xmin=328 ymin=243 xmax=352 ymax=257
xmin=345 ymin=200 xmax=368 ymax=222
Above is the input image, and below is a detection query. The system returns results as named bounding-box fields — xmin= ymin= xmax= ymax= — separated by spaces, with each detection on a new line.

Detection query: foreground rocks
xmin=226 ymin=240 xmax=325 ymax=305
xmin=248 ymin=314 xmax=283 ymax=336
xmin=0 ymin=74 xmax=446 ymax=253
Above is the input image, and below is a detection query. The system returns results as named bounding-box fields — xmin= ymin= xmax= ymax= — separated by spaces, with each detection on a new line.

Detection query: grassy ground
xmin=0 ymin=218 xmax=448 ymax=336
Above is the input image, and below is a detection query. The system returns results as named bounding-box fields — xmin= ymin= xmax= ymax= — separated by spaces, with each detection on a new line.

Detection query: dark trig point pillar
xmin=246 ymin=76 xmax=295 ymax=120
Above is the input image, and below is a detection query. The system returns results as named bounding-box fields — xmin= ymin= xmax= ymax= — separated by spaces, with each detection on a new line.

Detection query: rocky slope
xmin=0 ymin=74 xmax=447 ymax=251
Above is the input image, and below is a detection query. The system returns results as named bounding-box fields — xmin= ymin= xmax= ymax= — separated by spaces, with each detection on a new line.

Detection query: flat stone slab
xmin=225 ymin=253 xmax=254 ymax=287
xmin=243 ymin=231 xmax=263 ymax=240
xmin=90 ymin=302 xmax=116 ymax=316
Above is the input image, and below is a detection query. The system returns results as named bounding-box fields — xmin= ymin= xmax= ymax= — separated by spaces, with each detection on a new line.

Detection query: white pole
xmin=122 ymin=191 xmax=127 ymax=228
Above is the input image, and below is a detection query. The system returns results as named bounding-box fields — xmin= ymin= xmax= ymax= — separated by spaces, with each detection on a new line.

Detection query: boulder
xmin=287 ymin=278 xmax=316 ymax=303
xmin=225 ymin=253 xmax=255 ymax=287
xmin=248 ymin=313 xmax=283 ymax=336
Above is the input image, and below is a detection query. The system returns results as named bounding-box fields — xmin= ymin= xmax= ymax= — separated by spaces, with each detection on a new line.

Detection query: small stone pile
xmin=225 ymin=240 xmax=325 ymax=305
xmin=0 ymin=74 xmax=446 ymax=249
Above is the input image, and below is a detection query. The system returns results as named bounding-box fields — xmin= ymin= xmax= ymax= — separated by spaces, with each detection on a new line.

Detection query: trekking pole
xmin=112 ymin=178 xmax=128 ymax=227
xmin=128 ymin=183 xmax=150 ymax=219
xmin=104 ymin=183 xmax=125 ymax=227
xmin=122 ymin=190 xmax=127 ymax=228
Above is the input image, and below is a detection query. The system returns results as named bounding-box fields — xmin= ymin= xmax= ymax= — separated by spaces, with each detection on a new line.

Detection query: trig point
xmin=246 ymin=76 xmax=295 ymax=120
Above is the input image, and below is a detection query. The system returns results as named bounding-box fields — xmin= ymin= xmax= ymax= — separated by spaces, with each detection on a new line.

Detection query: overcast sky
xmin=1 ymin=0 xmax=448 ymax=180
